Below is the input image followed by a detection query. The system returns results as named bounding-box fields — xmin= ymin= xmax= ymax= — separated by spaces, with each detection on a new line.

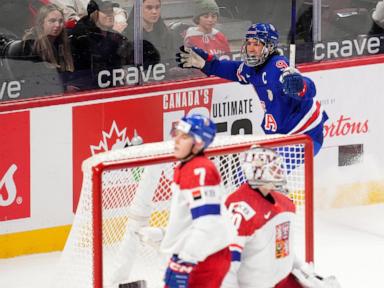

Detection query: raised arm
xmin=176 ymin=46 xmax=244 ymax=82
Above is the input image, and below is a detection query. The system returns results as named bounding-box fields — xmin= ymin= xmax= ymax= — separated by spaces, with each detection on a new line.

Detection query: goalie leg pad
xmin=291 ymin=266 xmax=342 ymax=288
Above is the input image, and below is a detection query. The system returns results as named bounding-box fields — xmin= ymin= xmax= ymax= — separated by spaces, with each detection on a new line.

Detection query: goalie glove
xmin=281 ymin=67 xmax=306 ymax=100
xmin=164 ymin=255 xmax=196 ymax=288
xmin=292 ymin=262 xmax=342 ymax=288
xmin=176 ymin=46 xmax=213 ymax=69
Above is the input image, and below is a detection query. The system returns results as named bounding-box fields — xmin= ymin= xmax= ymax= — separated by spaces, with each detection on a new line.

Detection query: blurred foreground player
xmin=161 ymin=114 xmax=235 ymax=288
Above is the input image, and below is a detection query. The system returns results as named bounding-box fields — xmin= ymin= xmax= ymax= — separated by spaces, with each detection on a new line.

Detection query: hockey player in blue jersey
xmin=176 ymin=23 xmax=328 ymax=156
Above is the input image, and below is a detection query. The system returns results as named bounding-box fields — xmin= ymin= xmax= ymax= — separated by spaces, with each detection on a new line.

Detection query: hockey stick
xmin=289 ymin=0 xmax=297 ymax=68
xmin=119 ymin=280 xmax=147 ymax=288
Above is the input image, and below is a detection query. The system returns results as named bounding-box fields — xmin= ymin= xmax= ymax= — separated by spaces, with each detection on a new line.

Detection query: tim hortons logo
xmin=90 ymin=121 xmax=142 ymax=155
xmin=0 ymin=164 xmax=19 ymax=207
xmin=324 ymin=115 xmax=368 ymax=138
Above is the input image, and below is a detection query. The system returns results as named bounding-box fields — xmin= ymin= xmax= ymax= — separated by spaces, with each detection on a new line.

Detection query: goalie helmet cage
xmin=55 ymin=134 xmax=314 ymax=288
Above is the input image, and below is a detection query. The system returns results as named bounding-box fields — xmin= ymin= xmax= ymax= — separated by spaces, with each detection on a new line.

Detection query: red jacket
xmin=184 ymin=27 xmax=231 ymax=59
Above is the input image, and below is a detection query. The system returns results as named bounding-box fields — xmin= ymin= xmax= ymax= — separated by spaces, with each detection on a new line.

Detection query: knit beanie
xmin=193 ymin=0 xmax=220 ymax=24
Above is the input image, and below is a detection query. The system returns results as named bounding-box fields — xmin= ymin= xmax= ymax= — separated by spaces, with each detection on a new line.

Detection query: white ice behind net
xmin=53 ymin=134 xmax=307 ymax=288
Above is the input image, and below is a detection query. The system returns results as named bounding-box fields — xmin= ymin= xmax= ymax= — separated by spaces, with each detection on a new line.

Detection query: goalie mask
xmin=242 ymin=147 xmax=287 ymax=190
xmin=241 ymin=23 xmax=279 ymax=67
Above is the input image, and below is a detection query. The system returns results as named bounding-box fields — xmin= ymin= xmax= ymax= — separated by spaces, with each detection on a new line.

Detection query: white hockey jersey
xmin=160 ymin=154 xmax=235 ymax=263
xmin=222 ymin=183 xmax=296 ymax=288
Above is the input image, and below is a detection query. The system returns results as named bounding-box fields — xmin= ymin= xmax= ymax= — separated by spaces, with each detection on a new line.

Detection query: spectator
xmin=69 ymin=0 xmax=134 ymax=89
xmin=0 ymin=4 xmax=75 ymax=97
xmin=51 ymin=0 xmax=89 ymax=28
xmin=369 ymin=1 xmax=384 ymax=35
xmin=368 ymin=1 xmax=384 ymax=54
xmin=184 ymin=0 xmax=231 ymax=59
xmin=21 ymin=4 xmax=74 ymax=72
xmin=296 ymin=0 xmax=373 ymax=44
xmin=125 ymin=0 xmax=176 ymax=67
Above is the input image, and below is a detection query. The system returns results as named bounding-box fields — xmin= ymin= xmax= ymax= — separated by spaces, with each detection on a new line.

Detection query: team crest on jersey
xmin=276 ymin=60 xmax=288 ymax=70
xmin=267 ymin=89 xmax=273 ymax=101
xmin=275 ymin=221 xmax=290 ymax=258
xmin=192 ymin=189 xmax=202 ymax=200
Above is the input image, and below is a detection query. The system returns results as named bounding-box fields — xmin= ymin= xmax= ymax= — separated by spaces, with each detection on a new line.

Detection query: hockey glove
xmin=176 ymin=46 xmax=212 ymax=69
xmin=292 ymin=262 xmax=342 ymax=288
xmin=164 ymin=255 xmax=196 ymax=288
xmin=281 ymin=67 xmax=306 ymax=100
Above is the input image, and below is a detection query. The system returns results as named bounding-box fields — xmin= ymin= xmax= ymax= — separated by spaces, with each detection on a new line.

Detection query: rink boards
xmin=1 ymin=60 xmax=384 ymax=257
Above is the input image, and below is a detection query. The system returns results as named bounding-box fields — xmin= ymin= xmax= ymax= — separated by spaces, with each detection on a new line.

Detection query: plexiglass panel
xmin=0 ymin=0 xmax=383 ymax=100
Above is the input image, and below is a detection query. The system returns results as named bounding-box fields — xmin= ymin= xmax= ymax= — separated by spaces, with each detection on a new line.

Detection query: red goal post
xmin=55 ymin=134 xmax=313 ymax=288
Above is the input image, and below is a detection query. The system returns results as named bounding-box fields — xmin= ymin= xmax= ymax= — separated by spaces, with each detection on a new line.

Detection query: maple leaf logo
xmin=90 ymin=121 xmax=130 ymax=155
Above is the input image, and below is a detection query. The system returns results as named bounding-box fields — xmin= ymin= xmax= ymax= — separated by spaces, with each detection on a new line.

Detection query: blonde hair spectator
xmin=23 ymin=4 xmax=74 ymax=72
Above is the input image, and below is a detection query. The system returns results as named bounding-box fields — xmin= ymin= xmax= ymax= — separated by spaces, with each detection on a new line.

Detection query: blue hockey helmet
xmin=241 ymin=23 xmax=279 ymax=67
xmin=173 ymin=114 xmax=216 ymax=149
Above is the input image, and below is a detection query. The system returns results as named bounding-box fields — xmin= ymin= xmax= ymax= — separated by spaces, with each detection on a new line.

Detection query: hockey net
xmin=54 ymin=134 xmax=313 ymax=288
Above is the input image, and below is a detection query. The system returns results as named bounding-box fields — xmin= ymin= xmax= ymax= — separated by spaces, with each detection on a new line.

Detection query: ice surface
xmin=1 ymin=204 xmax=383 ymax=288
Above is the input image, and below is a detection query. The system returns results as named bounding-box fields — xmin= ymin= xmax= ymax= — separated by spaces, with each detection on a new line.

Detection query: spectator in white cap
xmin=373 ymin=0 xmax=384 ymax=29
xmin=368 ymin=0 xmax=384 ymax=52
xmin=370 ymin=1 xmax=384 ymax=33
